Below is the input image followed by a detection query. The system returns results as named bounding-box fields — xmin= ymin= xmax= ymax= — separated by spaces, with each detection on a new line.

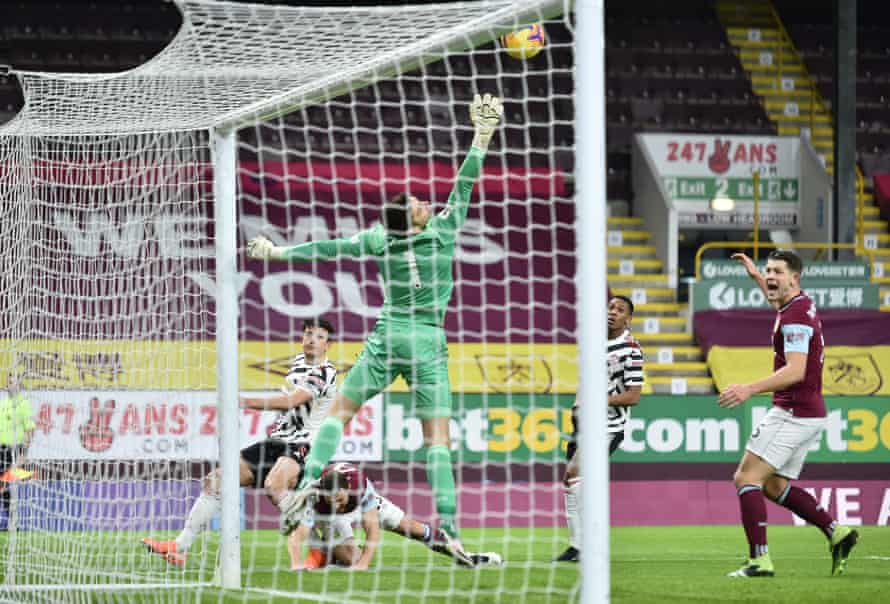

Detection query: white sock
xmin=564 ymin=478 xmax=582 ymax=550
xmin=175 ymin=492 xmax=220 ymax=553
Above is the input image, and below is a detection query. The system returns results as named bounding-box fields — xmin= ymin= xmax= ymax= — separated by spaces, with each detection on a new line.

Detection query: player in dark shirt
xmin=718 ymin=250 xmax=858 ymax=577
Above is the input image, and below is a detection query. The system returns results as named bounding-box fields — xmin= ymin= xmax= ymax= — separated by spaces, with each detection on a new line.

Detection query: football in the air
xmin=499 ymin=23 xmax=546 ymax=59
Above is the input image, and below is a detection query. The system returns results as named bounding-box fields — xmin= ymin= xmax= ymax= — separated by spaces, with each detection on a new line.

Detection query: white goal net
xmin=0 ymin=1 xmax=585 ymax=602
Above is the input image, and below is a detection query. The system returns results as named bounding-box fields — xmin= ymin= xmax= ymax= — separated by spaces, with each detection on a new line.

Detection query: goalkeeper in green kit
xmin=247 ymin=93 xmax=503 ymax=566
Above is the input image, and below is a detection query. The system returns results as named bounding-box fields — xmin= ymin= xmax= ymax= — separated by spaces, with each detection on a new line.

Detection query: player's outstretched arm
xmin=246 ymin=229 xmax=377 ymax=263
xmin=730 ymin=252 xmax=774 ymax=305
xmin=240 ymin=386 xmax=312 ymax=411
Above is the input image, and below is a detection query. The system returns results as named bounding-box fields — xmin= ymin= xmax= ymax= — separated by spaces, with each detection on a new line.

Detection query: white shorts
xmin=308 ymin=495 xmax=406 ymax=549
xmin=746 ymin=407 xmax=825 ymax=480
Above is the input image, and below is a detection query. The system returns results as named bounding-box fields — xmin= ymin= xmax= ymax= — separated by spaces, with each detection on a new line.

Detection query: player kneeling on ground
xmin=288 ymin=462 xmax=501 ymax=570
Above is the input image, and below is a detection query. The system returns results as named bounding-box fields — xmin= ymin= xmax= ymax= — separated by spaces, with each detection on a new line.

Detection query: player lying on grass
xmin=141 ymin=318 xmax=338 ymax=566
xmin=288 ymin=462 xmax=502 ymax=570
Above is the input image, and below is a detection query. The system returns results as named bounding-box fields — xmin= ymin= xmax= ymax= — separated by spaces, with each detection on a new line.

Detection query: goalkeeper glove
xmin=246 ymin=235 xmax=285 ymax=261
xmin=470 ymin=93 xmax=503 ymax=150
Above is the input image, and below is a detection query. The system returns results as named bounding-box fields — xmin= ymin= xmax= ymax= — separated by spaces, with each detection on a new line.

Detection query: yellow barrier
xmin=1 ymin=340 xmax=581 ymax=394
xmin=709 ymin=345 xmax=890 ymax=396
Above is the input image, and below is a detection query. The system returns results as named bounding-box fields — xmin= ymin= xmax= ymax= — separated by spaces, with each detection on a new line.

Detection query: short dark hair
xmin=767 ymin=249 xmax=803 ymax=275
xmin=302 ymin=317 xmax=335 ymax=335
xmin=610 ymin=294 xmax=635 ymax=315
xmin=382 ymin=192 xmax=411 ymax=236
xmin=318 ymin=469 xmax=359 ymax=514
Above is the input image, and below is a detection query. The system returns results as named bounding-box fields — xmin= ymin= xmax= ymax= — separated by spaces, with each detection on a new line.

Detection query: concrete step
xmin=647 ymin=362 xmax=710 ymax=377
xmin=861 ymin=232 xmax=890 ymax=246
xmin=765 ymin=98 xmax=829 ymax=114
xmin=607 ymin=258 xmax=663 ymax=275
xmin=607 ymin=274 xmax=670 ymax=289
xmin=778 ymin=124 xmax=833 ymax=137
xmin=607 ymin=229 xmax=650 ymax=245
xmin=634 ymin=302 xmax=687 ymax=317
xmin=750 ymin=74 xmax=810 ymax=88
xmin=726 ymin=26 xmax=781 ymax=41
xmin=863 ymin=219 xmax=888 ymax=234
xmin=633 ymin=332 xmax=694 ymax=346
xmin=608 ymin=245 xmax=657 ymax=260
xmin=647 ymin=376 xmax=716 ymax=395
xmin=744 ymin=64 xmax=806 ymax=76
xmin=766 ymin=111 xmax=831 ymax=125
xmin=857 ymin=204 xmax=879 ymax=218
xmin=611 ymin=286 xmax=675 ymax=304
xmin=635 ymin=316 xmax=687 ymax=334
xmin=763 ymin=90 xmax=824 ymax=103
xmin=642 ymin=346 xmax=704 ymax=363
xmin=738 ymin=48 xmax=803 ymax=67
xmin=607 ymin=216 xmax=643 ymax=230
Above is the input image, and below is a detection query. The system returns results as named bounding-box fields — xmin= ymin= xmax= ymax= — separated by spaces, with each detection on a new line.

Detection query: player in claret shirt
xmin=287 ymin=463 xmax=502 ymax=570
xmin=720 ymin=250 xmax=858 ymax=578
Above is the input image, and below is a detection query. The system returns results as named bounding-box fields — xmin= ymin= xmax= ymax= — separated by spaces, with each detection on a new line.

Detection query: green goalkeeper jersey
xmin=281 ymin=146 xmax=485 ymax=327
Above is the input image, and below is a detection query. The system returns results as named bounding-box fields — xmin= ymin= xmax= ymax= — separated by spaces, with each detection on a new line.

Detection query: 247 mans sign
xmin=639 ymin=134 xmax=800 ymax=228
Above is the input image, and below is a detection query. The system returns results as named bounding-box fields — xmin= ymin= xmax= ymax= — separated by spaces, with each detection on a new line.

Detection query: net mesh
xmin=0 ymin=0 xmax=577 ymax=602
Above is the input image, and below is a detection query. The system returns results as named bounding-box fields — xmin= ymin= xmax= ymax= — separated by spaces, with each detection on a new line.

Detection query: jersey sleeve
xmin=781 ymin=323 xmax=813 ymax=354
xmin=427 ymin=146 xmax=486 ymax=244
xmin=623 ymin=344 xmax=644 ymax=388
xmin=288 ymin=365 xmax=335 ymax=401
xmin=281 ymin=225 xmax=385 ymax=261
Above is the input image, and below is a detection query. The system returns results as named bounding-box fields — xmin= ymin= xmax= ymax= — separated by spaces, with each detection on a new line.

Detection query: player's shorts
xmin=240 ymin=439 xmax=310 ymax=489
xmin=565 ymin=405 xmax=624 ymax=460
xmin=746 ymin=406 xmax=826 ymax=480
xmin=341 ymin=319 xmax=451 ymax=419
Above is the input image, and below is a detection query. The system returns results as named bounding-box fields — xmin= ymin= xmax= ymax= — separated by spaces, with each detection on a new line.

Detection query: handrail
xmin=855 ymin=164 xmax=866 ymax=253
xmin=694 ymin=241 xmax=875 ymax=281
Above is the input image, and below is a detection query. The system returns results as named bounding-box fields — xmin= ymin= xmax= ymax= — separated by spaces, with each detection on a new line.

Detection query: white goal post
xmin=0 ymin=0 xmax=607 ymax=602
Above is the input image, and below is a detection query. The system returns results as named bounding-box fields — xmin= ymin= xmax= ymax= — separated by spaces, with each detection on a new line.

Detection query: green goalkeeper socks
xmin=426 ymin=444 xmax=458 ymax=533
xmin=299 ymin=416 xmax=344 ymax=488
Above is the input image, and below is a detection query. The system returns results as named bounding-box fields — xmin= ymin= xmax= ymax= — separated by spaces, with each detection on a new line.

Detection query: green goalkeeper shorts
xmin=340 ymin=320 xmax=452 ymax=419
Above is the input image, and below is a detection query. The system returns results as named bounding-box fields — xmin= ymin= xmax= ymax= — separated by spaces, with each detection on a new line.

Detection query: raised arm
xmin=731 ymin=252 xmax=775 ymax=307
xmin=431 ymin=94 xmax=503 ymax=240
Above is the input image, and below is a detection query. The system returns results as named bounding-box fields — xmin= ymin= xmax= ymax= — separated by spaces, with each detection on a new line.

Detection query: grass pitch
xmin=1 ymin=526 xmax=888 ymax=603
